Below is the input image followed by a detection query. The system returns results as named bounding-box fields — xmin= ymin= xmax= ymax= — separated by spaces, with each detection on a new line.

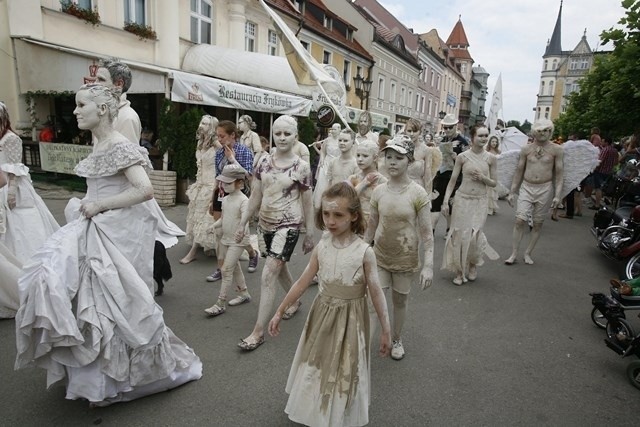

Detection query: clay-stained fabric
xmin=285 ymin=236 xmax=371 ymax=427
xmin=185 ymin=146 xmax=217 ymax=251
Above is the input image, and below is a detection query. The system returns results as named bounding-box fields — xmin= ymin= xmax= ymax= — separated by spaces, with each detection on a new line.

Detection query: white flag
xmin=485 ymin=73 xmax=502 ymax=132
xmin=259 ymin=0 xmax=349 ymax=126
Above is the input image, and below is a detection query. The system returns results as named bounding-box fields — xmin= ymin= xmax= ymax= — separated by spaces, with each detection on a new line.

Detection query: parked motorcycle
xmin=592 ymin=172 xmax=640 ymax=279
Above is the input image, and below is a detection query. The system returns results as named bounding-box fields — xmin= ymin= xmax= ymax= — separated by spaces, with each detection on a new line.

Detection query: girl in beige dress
xmin=269 ymin=183 xmax=390 ymax=427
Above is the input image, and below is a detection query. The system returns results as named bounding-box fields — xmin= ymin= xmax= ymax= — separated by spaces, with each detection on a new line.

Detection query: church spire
xmin=545 ymin=0 xmax=563 ymax=56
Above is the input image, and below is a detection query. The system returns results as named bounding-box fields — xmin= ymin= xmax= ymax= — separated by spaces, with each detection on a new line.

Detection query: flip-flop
xmin=238 ymin=336 xmax=264 ymax=351
xmin=282 ymin=301 xmax=302 ymax=320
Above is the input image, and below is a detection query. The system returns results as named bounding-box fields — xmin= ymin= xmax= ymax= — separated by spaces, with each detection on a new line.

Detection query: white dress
xmin=285 ymin=236 xmax=371 ymax=427
xmin=185 ymin=145 xmax=217 ymax=251
xmin=14 ymin=141 xmax=202 ymax=404
xmin=0 ymin=242 xmax=21 ymax=318
xmin=0 ymin=131 xmax=60 ymax=261
xmin=442 ymin=150 xmax=499 ymax=277
xmin=313 ymin=137 xmax=341 ymax=208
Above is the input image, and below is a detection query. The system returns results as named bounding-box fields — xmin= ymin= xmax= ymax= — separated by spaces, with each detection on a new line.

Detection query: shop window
xmin=124 ymin=0 xmax=146 ymax=25
xmin=268 ymin=30 xmax=278 ymax=56
xmin=190 ymin=0 xmax=213 ymax=44
xmin=245 ymin=21 xmax=256 ymax=52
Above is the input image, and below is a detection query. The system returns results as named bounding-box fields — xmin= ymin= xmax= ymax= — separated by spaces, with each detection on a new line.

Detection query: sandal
xmin=204 ymin=304 xmax=226 ymax=316
xmin=228 ymin=294 xmax=251 ymax=306
xmin=282 ymin=301 xmax=302 ymax=320
xmin=238 ymin=336 xmax=265 ymax=351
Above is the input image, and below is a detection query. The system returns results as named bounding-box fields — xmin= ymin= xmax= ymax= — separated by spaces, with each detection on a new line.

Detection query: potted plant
xmin=60 ymin=0 xmax=101 ymax=26
xmin=123 ymin=22 xmax=157 ymax=41
xmin=158 ymin=100 xmax=205 ymax=203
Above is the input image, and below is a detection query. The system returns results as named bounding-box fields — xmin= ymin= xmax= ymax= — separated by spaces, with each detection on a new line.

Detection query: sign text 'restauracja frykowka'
xmin=218 ymin=86 xmax=294 ymax=108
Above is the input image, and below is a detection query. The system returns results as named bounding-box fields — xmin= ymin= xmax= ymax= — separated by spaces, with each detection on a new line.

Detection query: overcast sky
xmin=378 ymin=0 xmax=626 ymax=123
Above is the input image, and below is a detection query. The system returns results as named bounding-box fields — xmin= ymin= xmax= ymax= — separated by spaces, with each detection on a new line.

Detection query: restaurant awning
xmin=171 ymin=70 xmax=312 ymax=116
xmin=12 ymin=37 xmax=168 ymax=94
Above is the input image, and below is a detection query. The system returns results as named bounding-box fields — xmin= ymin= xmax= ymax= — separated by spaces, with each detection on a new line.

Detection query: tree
xmin=555 ymin=0 xmax=640 ymax=139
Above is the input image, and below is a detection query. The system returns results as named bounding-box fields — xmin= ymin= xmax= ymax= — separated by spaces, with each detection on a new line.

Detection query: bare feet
xmin=468 ymin=265 xmax=477 ymax=281
xmin=524 ymin=254 xmax=534 ymax=265
xmin=179 ymin=255 xmax=196 ymax=264
xmin=504 ymin=255 xmax=517 ymax=265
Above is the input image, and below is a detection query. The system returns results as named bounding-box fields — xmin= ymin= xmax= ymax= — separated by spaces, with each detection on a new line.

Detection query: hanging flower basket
xmin=60 ymin=1 xmax=101 ymax=26
xmin=123 ymin=22 xmax=157 ymax=41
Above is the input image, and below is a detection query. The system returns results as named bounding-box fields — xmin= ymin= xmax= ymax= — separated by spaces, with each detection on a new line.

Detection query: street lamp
xmin=353 ymin=73 xmax=373 ymax=110
xmin=438 ymin=110 xmax=446 ymax=120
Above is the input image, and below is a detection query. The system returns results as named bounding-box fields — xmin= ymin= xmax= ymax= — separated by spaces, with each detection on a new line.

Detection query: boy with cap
xmin=364 ymin=134 xmax=434 ymax=360
xmin=204 ymin=164 xmax=252 ymax=316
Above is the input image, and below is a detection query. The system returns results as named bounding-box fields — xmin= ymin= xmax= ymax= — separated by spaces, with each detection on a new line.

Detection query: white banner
xmin=39 ymin=143 xmax=93 ymax=174
xmin=171 ymin=71 xmax=312 ymax=116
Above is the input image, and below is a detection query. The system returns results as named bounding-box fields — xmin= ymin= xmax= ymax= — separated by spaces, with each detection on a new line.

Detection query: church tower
xmin=535 ymin=0 xmax=596 ymax=122
xmin=536 ymin=0 xmax=563 ymax=121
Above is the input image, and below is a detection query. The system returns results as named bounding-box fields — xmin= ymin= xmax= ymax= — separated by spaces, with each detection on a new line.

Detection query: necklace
xmin=534 ymin=145 xmax=546 ymax=159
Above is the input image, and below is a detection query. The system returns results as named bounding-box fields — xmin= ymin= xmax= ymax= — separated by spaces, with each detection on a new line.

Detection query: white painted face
xmin=338 ymin=132 xmax=354 ymax=152
xmin=329 ymin=123 xmax=341 ymax=138
xmin=425 ymin=134 xmax=433 ymax=143
xmin=237 ymin=119 xmax=249 ymax=133
xmin=474 ymin=127 xmax=490 ymax=148
xmin=322 ymin=196 xmax=356 ymax=237
xmin=221 ymin=181 xmax=238 ymax=193
xmin=532 ymin=125 xmax=553 ymax=143
xmin=198 ymin=117 xmax=211 ymax=137
xmin=404 ymin=126 xmax=420 ymax=144
xmin=443 ymin=123 xmax=457 ymax=139
xmin=356 ymin=145 xmax=376 ymax=170
xmin=358 ymin=115 xmax=371 ymax=135
xmin=95 ymin=67 xmax=115 ymax=90
xmin=384 ymin=150 xmax=409 ymax=177
xmin=272 ymin=120 xmax=297 ymax=152
xmin=73 ymin=90 xmax=102 ymax=130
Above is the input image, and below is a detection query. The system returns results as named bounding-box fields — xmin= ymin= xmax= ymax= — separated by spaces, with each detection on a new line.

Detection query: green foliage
xmin=24 ymin=90 xmax=75 ymax=128
xmin=297 ymin=116 xmax=317 ymax=163
xmin=123 ymin=21 xmax=157 ymax=40
xmin=60 ymin=0 xmax=101 ymax=26
xmin=158 ymin=100 xmax=205 ymax=179
xmin=556 ymin=0 xmax=640 ymax=139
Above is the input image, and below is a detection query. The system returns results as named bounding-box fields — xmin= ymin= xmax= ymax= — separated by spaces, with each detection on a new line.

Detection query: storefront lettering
xmin=219 ymin=86 xmax=263 ymax=105
xmin=39 ymin=143 xmax=93 ymax=175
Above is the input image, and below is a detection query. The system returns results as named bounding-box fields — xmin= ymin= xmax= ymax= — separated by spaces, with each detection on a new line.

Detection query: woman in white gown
xmin=0 ymin=171 xmax=21 ymax=319
xmin=0 ymin=102 xmax=59 ymax=261
xmin=180 ymin=115 xmax=220 ymax=264
xmin=14 ymin=85 xmax=202 ymax=405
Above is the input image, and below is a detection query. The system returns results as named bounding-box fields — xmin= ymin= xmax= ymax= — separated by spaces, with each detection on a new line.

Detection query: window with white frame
xmin=190 ymin=0 xmax=212 ymax=44
xmin=408 ymin=90 xmax=412 ymax=108
xmin=300 ymin=40 xmax=310 ymax=51
xmin=540 ymin=81 xmax=545 ymax=95
xmin=544 ymin=107 xmax=550 ymax=119
xmin=570 ymin=59 xmax=578 ymax=70
xmin=355 ymin=65 xmax=363 ymax=79
xmin=548 ymin=80 xmax=554 ymax=96
xmin=390 ymin=81 xmax=397 ymax=103
xmin=428 ymin=98 xmax=433 ymax=116
xmin=552 ymin=60 xmax=557 ymax=69
xmin=322 ymin=50 xmax=331 ymax=65
xmin=436 ymin=74 xmax=441 ymax=90
xmin=580 ymin=58 xmax=589 ymax=69
xmin=400 ymin=87 xmax=406 ymax=106
xmin=323 ymin=15 xmax=332 ymax=30
xmin=415 ymin=94 xmax=420 ymax=111
xmin=378 ymin=76 xmax=385 ymax=98
xmin=430 ymin=69 xmax=435 ymax=87
xmin=268 ymin=30 xmax=278 ymax=56
xmin=343 ymin=60 xmax=351 ymax=88
xmin=245 ymin=21 xmax=256 ymax=52
xmin=71 ymin=0 xmax=93 ymax=10
xmin=124 ymin=0 xmax=146 ymax=25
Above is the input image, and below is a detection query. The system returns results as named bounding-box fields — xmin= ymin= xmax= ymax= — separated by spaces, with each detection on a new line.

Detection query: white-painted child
xmin=364 ymin=134 xmax=434 ymax=361
xmin=268 ymin=182 xmax=391 ymax=427
xmin=348 ymin=140 xmax=387 ymax=226
xmin=326 ymin=128 xmax=360 ymax=187
xmin=204 ymin=163 xmax=252 ymax=316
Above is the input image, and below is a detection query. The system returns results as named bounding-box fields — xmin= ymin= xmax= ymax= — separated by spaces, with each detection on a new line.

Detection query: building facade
xmin=535 ymin=1 xmax=597 ymax=122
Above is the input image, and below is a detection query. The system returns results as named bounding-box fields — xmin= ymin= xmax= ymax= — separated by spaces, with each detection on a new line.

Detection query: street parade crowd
xmin=0 ymin=59 xmax=606 ymax=425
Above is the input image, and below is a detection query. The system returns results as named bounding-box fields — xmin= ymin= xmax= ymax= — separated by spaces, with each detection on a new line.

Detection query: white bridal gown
xmin=14 ymin=141 xmax=202 ymax=404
